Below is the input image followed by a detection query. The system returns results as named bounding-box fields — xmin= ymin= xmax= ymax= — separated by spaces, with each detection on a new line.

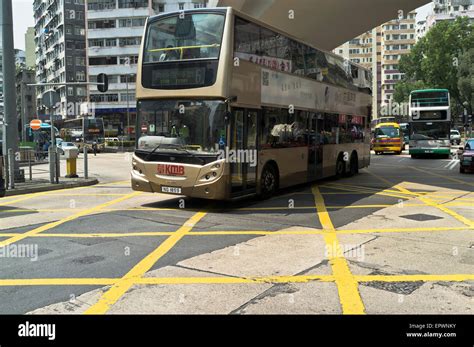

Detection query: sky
xmin=12 ymin=0 xmax=35 ymax=51
xmin=10 ymin=0 xmax=435 ymax=51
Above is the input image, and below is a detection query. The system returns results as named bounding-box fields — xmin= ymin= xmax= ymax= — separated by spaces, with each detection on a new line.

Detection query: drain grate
xmin=400 ymin=214 xmax=443 ymax=222
xmin=361 ymin=270 xmax=424 ymax=294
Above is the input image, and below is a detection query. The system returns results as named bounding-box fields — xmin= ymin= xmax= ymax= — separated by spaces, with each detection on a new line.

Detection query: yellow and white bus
xmin=131 ymin=7 xmax=372 ymax=200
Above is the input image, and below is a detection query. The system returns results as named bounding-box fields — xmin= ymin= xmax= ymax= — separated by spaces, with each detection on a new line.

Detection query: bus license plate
xmin=161 ymin=187 xmax=182 ymax=194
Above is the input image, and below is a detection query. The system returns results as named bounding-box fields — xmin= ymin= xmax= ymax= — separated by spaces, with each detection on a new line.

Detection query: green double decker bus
xmin=409 ymin=89 xmax=451 ymax=159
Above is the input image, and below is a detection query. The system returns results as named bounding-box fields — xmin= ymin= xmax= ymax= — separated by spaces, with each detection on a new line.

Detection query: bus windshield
xmin=144 ymin=13 xmax=225 ymax=63
xmin=411 ymin=122 xmax=450 ymax=141
xmin=375 ymin=127 xmax=400 ymax=138
xmin=137 ymin=100 xmax=227 ymax=154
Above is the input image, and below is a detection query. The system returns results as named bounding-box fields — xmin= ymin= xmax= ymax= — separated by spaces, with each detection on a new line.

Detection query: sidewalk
xmin=4 ymin=177 xmax=98 ymax=196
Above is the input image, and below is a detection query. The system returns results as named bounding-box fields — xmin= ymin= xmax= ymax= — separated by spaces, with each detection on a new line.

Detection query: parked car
xmin=57 ymin=141 xmax=79 ymax=155
xmin=458 ymin=139 xmax=474 ymax=174
xmin=450 ymin=129 xmax=461 ymax=145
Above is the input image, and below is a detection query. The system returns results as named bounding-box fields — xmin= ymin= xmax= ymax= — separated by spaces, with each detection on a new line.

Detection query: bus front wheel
xmin=260 ymin=164 xmax=278 ymax=199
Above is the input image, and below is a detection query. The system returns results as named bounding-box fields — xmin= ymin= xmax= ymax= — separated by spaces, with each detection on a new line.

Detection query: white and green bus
xmin=409 ymin=89 xmax=451 ymax=159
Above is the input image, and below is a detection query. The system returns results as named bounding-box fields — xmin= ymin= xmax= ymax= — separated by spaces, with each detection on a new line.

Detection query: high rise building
xmin=25 ymin=27 xmax=36 ymax=69
xmin=380 ymin=11 xmax=417 ymax=107
xmin=33 ymin=0 xmax=88 ymax=120
xmin=16 ymin=68 xmax=37 ymax=142
xmin=86 ymin=0 xmax=208 ymax=138
xmin=433 ymin=0 xmax=474 ymax=14
xmin=334 ymin=11 xmax=416 ymax=119
xmin=418 ymin=0 xmax=474 ymax=39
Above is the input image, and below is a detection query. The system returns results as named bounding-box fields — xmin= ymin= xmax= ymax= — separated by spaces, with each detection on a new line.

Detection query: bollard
xmin=55 ymin=147 xmax=61 ymax=184
xmin=83 ymin=146 xmax=88 ymax=179
xmin=4 ymin=153 xmax=9 ymax=190
xmin=28 ymin=156 xmax=32 ymax=181
xmin=49 ymin=146 xmax=55 ymax=184
xmin=7 ymin=149 xmax=15 ymax=189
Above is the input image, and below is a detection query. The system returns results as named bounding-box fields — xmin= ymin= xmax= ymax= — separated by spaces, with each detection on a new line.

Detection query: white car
xmin=57 ymin=142 xmax=79 ymax=155
xmin=450 ymin=130 xmax=461 ymax=145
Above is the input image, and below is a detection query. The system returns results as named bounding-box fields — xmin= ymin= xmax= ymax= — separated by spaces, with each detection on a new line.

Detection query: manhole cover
xmin=400 ymin=214 xmax=443 ymax=222
xmin=361 ymin=270 xmax=424 ymax=294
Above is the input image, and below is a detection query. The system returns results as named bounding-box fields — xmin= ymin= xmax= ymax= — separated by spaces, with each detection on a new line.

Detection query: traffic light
xmin=97 ymin=73 xmax=109 ymax=93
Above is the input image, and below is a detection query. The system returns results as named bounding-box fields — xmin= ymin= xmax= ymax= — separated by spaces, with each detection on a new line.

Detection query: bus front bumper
xmin=409 ymin=148 xmax=450 ymax=155
xmin=131 ymin=155 xmax=229 ymax=200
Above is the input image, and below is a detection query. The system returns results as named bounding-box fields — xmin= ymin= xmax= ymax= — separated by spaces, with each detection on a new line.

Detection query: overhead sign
xmin=30 ymin=119 xmax=42 ymax=131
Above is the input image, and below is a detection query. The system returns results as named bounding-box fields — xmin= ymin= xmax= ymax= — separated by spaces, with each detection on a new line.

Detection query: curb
xmin=4 ymin=179 xmax=99 ymax=197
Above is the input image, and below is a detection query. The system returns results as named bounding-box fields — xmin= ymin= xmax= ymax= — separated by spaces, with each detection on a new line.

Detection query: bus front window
xmin=144 ymin=13 xmax=225 ymax=63
xmin=411 ymin=123 xmax=450 ymax=141
xmin=137 ymin=100 xmax=227 ymax=155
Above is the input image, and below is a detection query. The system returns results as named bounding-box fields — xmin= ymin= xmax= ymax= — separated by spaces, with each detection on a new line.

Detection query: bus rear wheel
xmin=260 ymin=164 xmax=278 ymax=199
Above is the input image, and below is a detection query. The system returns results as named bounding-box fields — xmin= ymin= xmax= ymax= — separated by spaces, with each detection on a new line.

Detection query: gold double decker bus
xmin=132 ymin=7 xmax=372 ymax=200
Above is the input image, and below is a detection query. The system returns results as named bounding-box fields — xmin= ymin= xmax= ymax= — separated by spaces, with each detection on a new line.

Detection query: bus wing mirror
xmin=97 ymin=73 xmax=109 ymax=93
xmin=225 ymin=111 xmax=232 ymax=122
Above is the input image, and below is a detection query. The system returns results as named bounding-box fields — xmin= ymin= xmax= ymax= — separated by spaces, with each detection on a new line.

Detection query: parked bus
xmin=131 ymin=8 xmax=372 ymax=200
xmin=409 ymin=89 xmax=451 ymax=159
xmin=373 ymin=122 xmax=403 ymax=155
xmin=61 ymin=117 xmax=105 ymax=152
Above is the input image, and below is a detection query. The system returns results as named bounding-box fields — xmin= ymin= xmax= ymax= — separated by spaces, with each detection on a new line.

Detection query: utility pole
xmin=126 ymin=74 xmax=130 ymax=141
xmin=1 ymin=0 xmax=19 ymax=177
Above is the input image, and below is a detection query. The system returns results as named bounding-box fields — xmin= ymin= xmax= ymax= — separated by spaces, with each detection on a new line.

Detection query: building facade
xmin=334 ymin=11 xmax=416 ymax=119
xmin=16 ymin=68 xmax=37 ymax=142
xmin=25 ymin=27 xmax=36 ymax=69
xmin=33 ymin=0 xmax=88 ymax=120
xmin=86 ymin=0 xmax=208 ymax=138
xmin=418 ymin=0 xmax=474 ymax=39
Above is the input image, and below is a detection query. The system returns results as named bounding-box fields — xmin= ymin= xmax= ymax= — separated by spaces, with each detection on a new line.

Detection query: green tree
xmin=394 ymin=80 xmax=427 ymax=103
xmin=398 ymin=17 xmax=474 ymax=109
xmin=457 ymin=48 xmax=474 ymax=115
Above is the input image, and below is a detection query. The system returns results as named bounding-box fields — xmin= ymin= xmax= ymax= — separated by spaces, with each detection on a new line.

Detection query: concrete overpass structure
xmin=209 ymin=0 xmax=431 ymax=50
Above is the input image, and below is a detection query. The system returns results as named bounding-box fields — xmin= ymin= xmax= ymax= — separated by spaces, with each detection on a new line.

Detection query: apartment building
xmin=380 ymin=11 xmax=417 ymax=106
xmin=25 ymin=27 xmax=36 ymax=69
xmin=418 ymin=0 xmax=474 ymax=39
xmin=335 ymin=11 xmax=417 ymax=119
xmin=16 ymin=68 xmax=37 ymax=142
xmin=33 ymin=0 xmax=88 ymax=120
xmin=86 ymin=0 xmax=208 ymax=138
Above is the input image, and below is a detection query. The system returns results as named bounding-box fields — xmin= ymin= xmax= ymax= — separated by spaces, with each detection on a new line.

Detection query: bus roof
xmin=145 ymin=7 xmax=371 ymax=74
xmin=411 ymin=89 xmax=449 ymax=94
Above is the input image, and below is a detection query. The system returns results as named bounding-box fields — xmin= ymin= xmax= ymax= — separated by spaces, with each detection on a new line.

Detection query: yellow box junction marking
xmin=366 ymin=170 xmax=474 ymax=228
xmin=84 ymin=211 xmax=208 ymax=314
xmin=0 ymin=192 xmax=142 ymax=247
xmin=312 ymin=185 xmax=365 ymax=315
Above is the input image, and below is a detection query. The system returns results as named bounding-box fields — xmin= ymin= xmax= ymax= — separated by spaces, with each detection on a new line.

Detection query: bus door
xmin=308 ymin=113 xmax=323 ymax=180
xmin=230 ymin=109 xmax=258 ymax=195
